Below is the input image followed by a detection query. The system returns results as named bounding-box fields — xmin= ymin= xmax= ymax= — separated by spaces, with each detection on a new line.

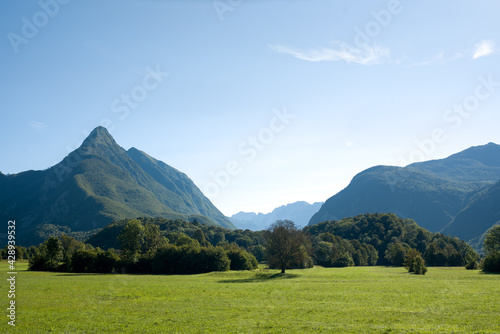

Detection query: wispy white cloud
xmin=405 ymin=51 xmax=464 ymax=67
xmin=473 ymin=40 xmax=496 ymax=59
xmin=270 ymin=42 xmax=390 ymax=65
xmin=29 ymin=121 xmax=47 ymax=132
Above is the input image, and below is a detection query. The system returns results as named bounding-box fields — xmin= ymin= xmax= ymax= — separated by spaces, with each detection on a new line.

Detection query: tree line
xmin=304 ymin=213 xmax=478 ymax=269
xmin=13 ymin=214 xmax=500 ymax=275
xmin=27 ymin=219 xmax=258 ymax=274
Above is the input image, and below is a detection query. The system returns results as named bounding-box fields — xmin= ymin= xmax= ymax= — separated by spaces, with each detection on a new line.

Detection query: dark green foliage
xmin=305 ymin=213 xmax=475 ymax=267
xmin=1 ymin=245 xmax=28 ymax=260
xmin=312 ymin=233 xmax=357 ymax=267
xmin=484 ymin=225 xmax=500 ymax=255
xmin=26 ymin=224 xmax=99 ymax=248
xmin=225 ymin=245 xmax=259 ymax=271
xmin=71 ymin=249 xmax=118 ymax=273
xmin=465 ymin=259 xmax=479 ymax=270
xmin=404 ymin=249 xmax=422 ymax=272
xmin=46 ymin=237 xmax=63 ymax=262
xmin=28 ymin=254 xmax=52 ymax=271
xmin=385 ymin=242 xmax=409 ymax=267
xmin=27 ymin=246 xmax=40 ymax=258
xmin=266 ymin=220 xmax=313 ymax=273
xmin=150 ymin=245 xmax=230 ymax=275
xmin=193 ymin=229 xmax=210 ymax=247
xmin=143 ymin=224 xmax=166 ymax=254
xmin=423 ymin=242 xmax=465 ymax=266
xmin=482 ymin=252 xmax=500 ymax=273
xmin=29 ymin=235 xmax=91 ymax=272
xmin=248 ymin=245 xmax=266 ymax=263
xmin=87 ymin=217 xmax=266 ymax=254
xmin=59 ymin=234 xmax=86 ymax=266
xmin=176 ymin=234 xmax=199 ymax=247
xmin=26 ymin=219 xmax=258 ymax=275
xmin=118 ymin=219 xmax=145 ymax=261
xmin=121 ymin=256 xmax=153 ymax=274
xmin=482 ymin=226 xmax=500 ymax=273
xmin=94 ymin=250 xmax=119 ymax=273
xmin=71 ymin=250 xmax=97 ymax=273
xmin=412 ymin=255 xmax=428 ymax=275
xmin=331 ymin=252 xmax=354 ymax=268
xmin=31 ymin=236 xmax=64 ymax=270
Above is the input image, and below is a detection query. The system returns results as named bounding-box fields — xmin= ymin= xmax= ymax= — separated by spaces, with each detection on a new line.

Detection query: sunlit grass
xmin=2 ymin=262 xmax=499 ymax=333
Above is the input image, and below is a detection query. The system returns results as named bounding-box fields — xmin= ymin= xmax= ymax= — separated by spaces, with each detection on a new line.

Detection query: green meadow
xmin=3 ymin=262 xmax=499 ymax=333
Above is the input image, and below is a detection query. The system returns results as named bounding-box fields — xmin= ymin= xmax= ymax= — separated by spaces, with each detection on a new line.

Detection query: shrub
xmin=151 ymin=245 xmax=230 ymax=275
xmin=227 ymin=249 xmax=258 ymax=271
xmin=465 ymin=259 xmax=479 ymax=270
xmin=330 ymin=252 xmax=354 ymax=268
xmin=483 ymin=252 xmax=500 ymax=273
xmin=413 ymin=255 xmax=428 ymax=275
xmin=200 ymin=247 xmax=231 ymax=273
xmin=404 ymin=249 xmax=421 ymax=272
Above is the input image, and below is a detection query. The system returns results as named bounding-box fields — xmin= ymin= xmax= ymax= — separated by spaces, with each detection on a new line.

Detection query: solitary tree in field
xmin=265 ymin=220 xmax=312 ymax=274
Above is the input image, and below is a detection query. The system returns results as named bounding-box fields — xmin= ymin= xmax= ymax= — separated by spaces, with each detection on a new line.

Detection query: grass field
xmin=2 ymin=262 xmax=499 ymax=333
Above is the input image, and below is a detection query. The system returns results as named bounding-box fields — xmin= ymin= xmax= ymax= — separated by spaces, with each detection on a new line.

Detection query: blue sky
xmin=1 ymin=0 xmax=500 ymax=216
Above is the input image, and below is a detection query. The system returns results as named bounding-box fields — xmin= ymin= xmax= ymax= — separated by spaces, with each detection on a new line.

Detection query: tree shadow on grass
xmin=218 ymin=272 xmax=301 ymax=284
xmin=55 ymin=273 xmax=116 ymax=276
xmin=479 ymin=271 xmax=500 ymax=275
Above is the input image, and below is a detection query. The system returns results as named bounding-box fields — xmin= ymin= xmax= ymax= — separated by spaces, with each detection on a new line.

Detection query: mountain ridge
xmin=308 ymin=142 xmax=500 ymax=246
xmin=231 ymin=201 xmax=324 ymax=230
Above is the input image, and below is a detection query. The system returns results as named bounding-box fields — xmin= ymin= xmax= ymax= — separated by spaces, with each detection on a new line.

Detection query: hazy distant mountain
xmin=231 ymin=201 xmax=323 ymax=231
xmin=0 ymin=126 xmax=234 ymax=246
xmin=309 ymin=143 xmax=500 ymax=245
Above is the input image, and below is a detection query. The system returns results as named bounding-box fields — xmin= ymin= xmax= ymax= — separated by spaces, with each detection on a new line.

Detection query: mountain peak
xmin=82 ymin=126 xmax=116 ymax=147
xmin=447 ymin=142 xmax=500 ymax=167
xmin=73 ymin=126 xmax=125 ymax=161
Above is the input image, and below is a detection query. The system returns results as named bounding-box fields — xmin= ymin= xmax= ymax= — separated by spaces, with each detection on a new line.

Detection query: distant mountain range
xmin=309 ymin=143 xmax=500 ymax=247
xmin=230 ymin=201 xmax=323 ymax=231
xmin=0 ymin=127 xmax=234 ymax=246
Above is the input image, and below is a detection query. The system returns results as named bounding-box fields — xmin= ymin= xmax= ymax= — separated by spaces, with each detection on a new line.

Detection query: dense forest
xmin=304 ymin=213 xmax=477 ymax=267
xmin=14 ymin=213 xmax=495 ymax=275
